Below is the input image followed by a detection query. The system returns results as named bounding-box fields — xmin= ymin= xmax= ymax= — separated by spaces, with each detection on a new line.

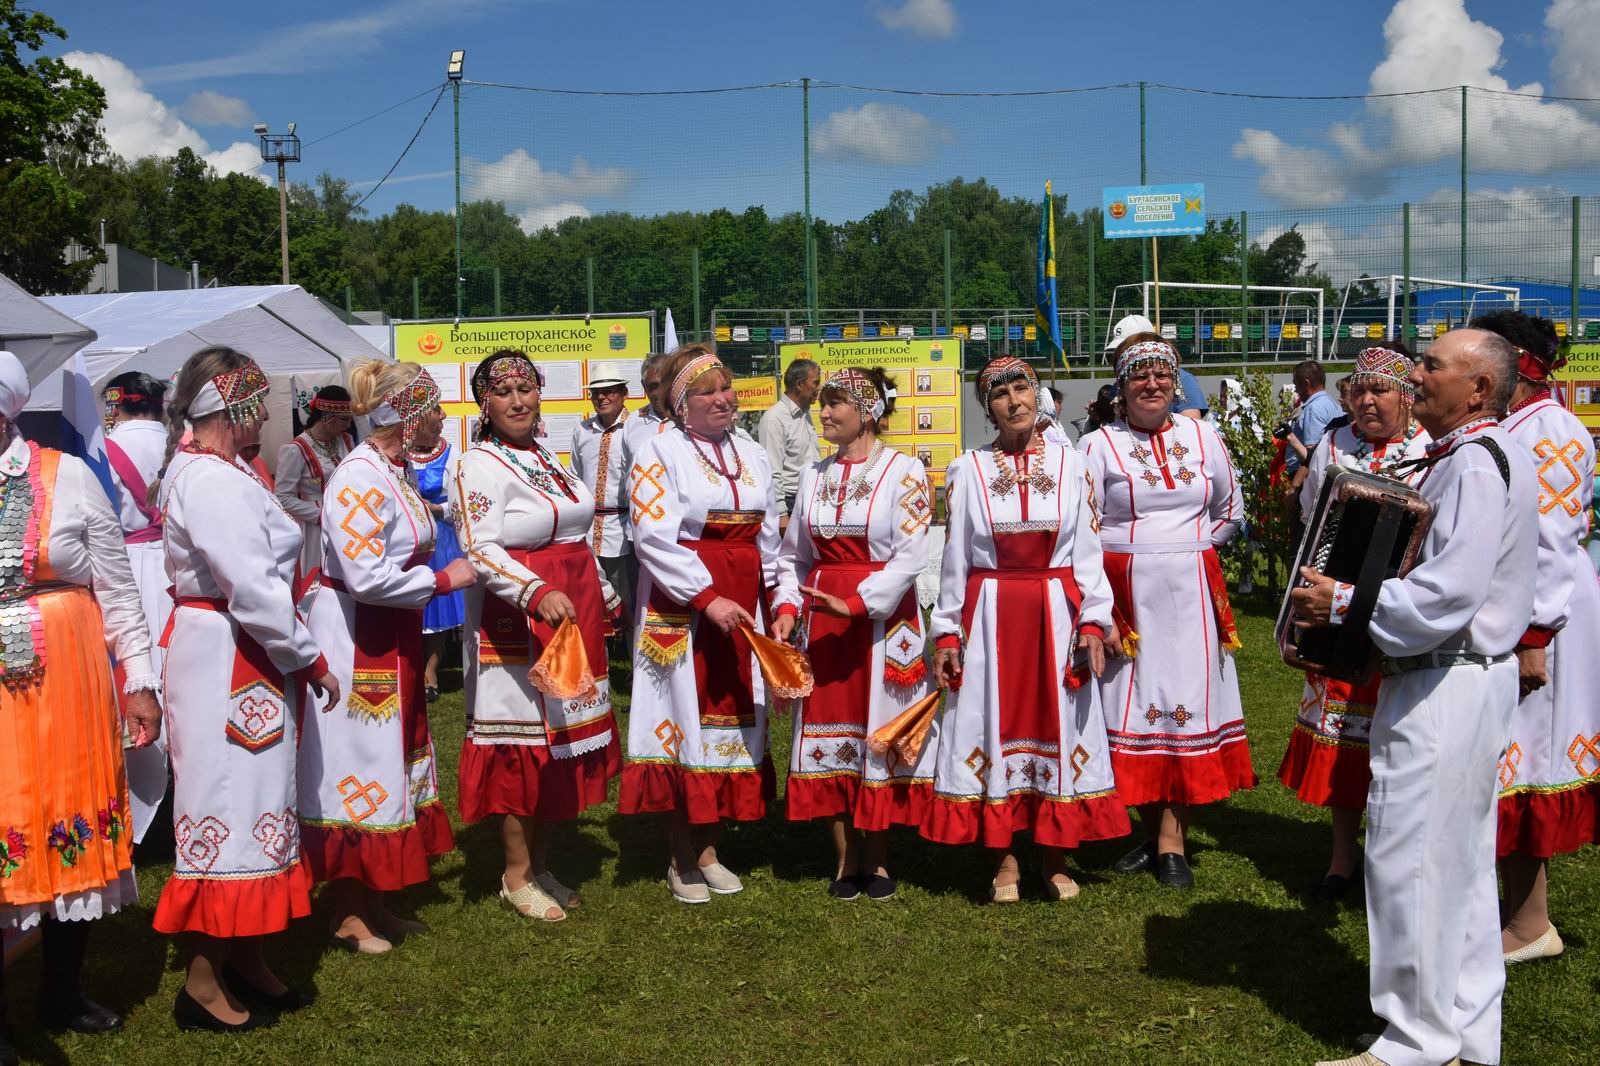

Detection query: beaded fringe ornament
xmin=214 ymin=361 xmax=270 ymax=425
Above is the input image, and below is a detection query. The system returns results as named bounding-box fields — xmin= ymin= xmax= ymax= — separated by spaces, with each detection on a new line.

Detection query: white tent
xmin=0 ymin=272 xmax=96 ymax=383
xmin=28 ymin=285 xmax=390 ymax=468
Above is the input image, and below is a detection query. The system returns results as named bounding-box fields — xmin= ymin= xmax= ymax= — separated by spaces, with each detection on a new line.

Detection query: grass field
xmin=7 ymin=599 xmax=1598 ymax=1065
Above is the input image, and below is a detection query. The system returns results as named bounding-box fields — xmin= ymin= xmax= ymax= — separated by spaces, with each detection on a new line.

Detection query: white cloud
xmin=140 ymin=0 xmax=508 ymax=83
xmin=812 ymin=102 xmax=954 ymax=165
xmin=1546 ymin=0 xmax=1600 ymax=98
xmin=462 ymin=149 xmax=631 ymax=233
xmin=63 ymin=52 xmax=262 ymax=177
xmin=874 ymin=0 xmax=958 ymax=39
xmin=179 ymin=89 xmax=254 ymax=127
xmin=1233 ymin=0 xmax=1600 ymax=208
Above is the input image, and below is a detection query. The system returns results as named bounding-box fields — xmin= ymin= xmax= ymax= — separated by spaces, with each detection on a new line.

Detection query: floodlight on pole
xmin=257 ymin=123 xmax=301 ymax=286
xmin=449 ymin=50 xmax=465 ymax=317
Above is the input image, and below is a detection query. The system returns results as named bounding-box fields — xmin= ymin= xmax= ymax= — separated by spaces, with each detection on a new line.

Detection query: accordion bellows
xmin=1276 ymin=468 xmax=1434 ymax=684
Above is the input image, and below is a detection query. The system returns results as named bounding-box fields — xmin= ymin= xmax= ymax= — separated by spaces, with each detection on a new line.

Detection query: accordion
xmin=1276 ymin=467 xmax=1434 ymax=683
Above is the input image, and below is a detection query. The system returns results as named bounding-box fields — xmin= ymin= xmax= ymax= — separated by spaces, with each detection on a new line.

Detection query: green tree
xmin=0 ymin=1 xmax=107 ymax=291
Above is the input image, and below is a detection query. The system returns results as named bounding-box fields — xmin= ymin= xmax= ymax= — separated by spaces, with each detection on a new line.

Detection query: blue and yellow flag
xmin=1035 ymin=180 xmax=1063 ymax=363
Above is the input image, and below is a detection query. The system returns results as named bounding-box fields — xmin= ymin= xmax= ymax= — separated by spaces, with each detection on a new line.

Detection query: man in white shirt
xmin=570 ymin=363 xmax=635 ymax=622
xmin=622 ymin=351 xmax=673 ymax=464
xmin=758 ymin=357 xmax=820 ymax=518
xmin=1293 ymin=328 xmax=1536 ymax=1066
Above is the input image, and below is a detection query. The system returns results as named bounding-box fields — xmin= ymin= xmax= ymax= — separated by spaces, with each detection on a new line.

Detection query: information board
xmin=1554 ymin=341 xmax=1600 ymax=430
xmin=1102 ymin=183 xmax=1206 ymax=239
xmin=392 ymin=313 xmax=654 ymax=459
xmin=777 ymin=337 xmax=963 ymax=486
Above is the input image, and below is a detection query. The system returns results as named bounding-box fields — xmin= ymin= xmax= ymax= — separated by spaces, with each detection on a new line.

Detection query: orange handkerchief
xmin=739 ymin=624 xmax=815 ymax=699
xmin=528 ymin=618 xmax=598 ymax=701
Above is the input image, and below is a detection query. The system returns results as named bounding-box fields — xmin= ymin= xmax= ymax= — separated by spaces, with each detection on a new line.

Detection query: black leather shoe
xmin=828 ymin=877 xmax=862 ymax=901
xmin=37 ymin=992 xmax=121 ymax=1034
xmin=425 ymin=685 xmax=440 ymax=704
xmin=1156 ymin=852 xmax=1194 ymax=889
xmin=862 ymin=874 xmax=897 ymax=901
xmin=173 ymin=987 xmax=279 ymax=1033
xmin=223 ymin=964 xmax=314 ymax=1013
xmin=1111 ymin=840 xmax=1157 ymax=875
xmin=1312 ymin=872 xmax=1360 ymax=902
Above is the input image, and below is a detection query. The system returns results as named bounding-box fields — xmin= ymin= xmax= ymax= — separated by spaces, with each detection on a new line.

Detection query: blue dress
xmin=417 ymin=444 xmax=466 ymax=633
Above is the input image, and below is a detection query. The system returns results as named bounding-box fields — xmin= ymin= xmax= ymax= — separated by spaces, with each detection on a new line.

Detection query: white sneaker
xmin=667 ymin=863 xmax=710 ymax=904
xmin=699 ymin=862 xmax=744 ymax=895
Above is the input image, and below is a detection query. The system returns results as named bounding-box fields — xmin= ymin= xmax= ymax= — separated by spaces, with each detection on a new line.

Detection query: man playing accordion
xmin=1292 ymin=328 xmax=1537 ymax=1066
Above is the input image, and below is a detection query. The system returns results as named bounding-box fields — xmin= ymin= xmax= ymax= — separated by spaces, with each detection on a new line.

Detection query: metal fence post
xmin=344 ymin=284 xmax=353 ymax=320
xmin=493 ymin=266 xmax=502 ymax=317
xmin=586 ymin=256 xmax=595 ymax=315
xmin=692 ymin=247 xmax=702 ymax=342
xmin=1573 ymin=196 xmax=1582 ymax=334
xmin=1239 ymin=210 xmax=1249 ymax=359
xmin=1139 ymin=81 xmax=1148 ymax=291
xmin=1086 ymin=214 xmax=1097 ymax=355
xmin=1460 ymin=86 xmax=1468 ymax=312
xmin=411 ymin=276 xmax=420 ymax=320
xmin=943 ymin=228 xmax=953 ymax=333
xmin=1402 ymin=202 xmax=1412 ymax=339
xmin=802 ymin=77 xmax=814 ymax=328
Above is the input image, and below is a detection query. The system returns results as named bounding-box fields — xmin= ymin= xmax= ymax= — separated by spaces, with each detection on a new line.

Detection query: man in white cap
xmin=570 ymin=362 xmax=636 ymax=625
xmin=1104 ymin=313 xmax=1209 ymax=419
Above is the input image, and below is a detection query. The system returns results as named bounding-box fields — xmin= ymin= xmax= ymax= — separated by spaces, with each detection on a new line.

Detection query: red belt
xmin=160 ymin=592 xmax=229 ymax=647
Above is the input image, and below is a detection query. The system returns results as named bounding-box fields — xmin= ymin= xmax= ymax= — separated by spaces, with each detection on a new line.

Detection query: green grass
xmin=8 ymin=600 xmax=1598 ymax=1064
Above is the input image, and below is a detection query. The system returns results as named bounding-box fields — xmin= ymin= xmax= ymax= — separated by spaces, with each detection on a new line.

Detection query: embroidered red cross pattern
xmin=1567 ymin=733 xmax=1600 ymax=778
xmin=337 ymin=775 xmax=389 ymax=823
xmin=337 ymin=487 xmax=386 ymax=560
xmin=1535 ymin=437 xmax=1586 ymax=517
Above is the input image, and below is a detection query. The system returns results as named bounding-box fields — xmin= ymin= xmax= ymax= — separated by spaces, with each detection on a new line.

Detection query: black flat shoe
xmin=1156 ymin=852 xmax=1194 ymax=889
xmin=862 ymin=874 xmax=896 ymax=901
xmin=37 ymin=992 xmax=121 ymax=1034
xmin=425 ymin=685 xmax=440 ymax=704
xmin=828 ymin=876 xmax=862 ymax=901
xmin=1312 ymin=872 xmax=1360 ymax=902
xmin=1111 ymin=840 xmax=1157 ymax=875
xmin=223 ymin=963 xmax=315 ymax=1012
xmin=173 ymin=987 xmax=278 ymax=1033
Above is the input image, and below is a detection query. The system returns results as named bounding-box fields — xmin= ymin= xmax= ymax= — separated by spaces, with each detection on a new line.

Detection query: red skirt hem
xmin=152 ymin=859 xmax=313 ymax=937
xmin=457 ymin=735 xmax=619 ymax=824
xmin=1276 ymin=726 xmax=1370 ymax=809
xmin=920 ymin=791 xmax=1133 ymax=848
xmin=618 ymin=760 xmax=774 ymax=824
xmin=784 ymin=774 xmax=931 ymax=830
xmin=1497 ymin=783 xmax=1600 ymax=858
xmin=301 ymin=803 xmax=455 ymax=891
xmin=1107 ymin=740 xmax=1258 ymax=807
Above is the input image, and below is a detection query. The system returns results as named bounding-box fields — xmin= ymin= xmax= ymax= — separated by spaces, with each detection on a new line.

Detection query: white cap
xmin=587 ymin=361 xmax=629 ymax=390
xmin=1104 ymin=313 xmax=1156 ymax=352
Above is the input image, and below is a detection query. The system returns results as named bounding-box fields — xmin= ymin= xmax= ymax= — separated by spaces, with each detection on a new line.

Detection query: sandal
xmin=534 ymin=871 xmax=580 ymax=909
xmin=500 ymin=875 xmax=566 ymax=922
xmin=989 ymin=879 xmax=1020 ymax=904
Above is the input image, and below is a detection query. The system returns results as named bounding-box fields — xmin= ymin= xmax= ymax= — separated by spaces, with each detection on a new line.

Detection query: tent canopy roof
xmin=0 ymin=273 xmax=96 ymax=384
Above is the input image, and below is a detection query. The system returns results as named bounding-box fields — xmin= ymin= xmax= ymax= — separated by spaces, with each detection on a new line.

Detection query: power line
xmin=304 ymin=83 xmax=446 ymax=147
xmin=350 ymin=85 xmax=447 ymax=211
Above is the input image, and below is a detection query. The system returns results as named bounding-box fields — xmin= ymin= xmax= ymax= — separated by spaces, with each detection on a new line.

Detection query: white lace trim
xmin=0 ymin=868 xmax=138 ymax=931
xmin=122 ymin=673 xmax=163 ymax=696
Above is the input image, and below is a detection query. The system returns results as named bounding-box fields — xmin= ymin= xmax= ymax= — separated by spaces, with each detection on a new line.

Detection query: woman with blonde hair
xmin=298 ymin=360 xmax=473 ymax=954
xmin=620 ymin=344 xmax=794 ymax=904
xmin=775 ymin=365 xmax=936 ymax=900
xmin=450 ymin=350 xmax=622 ymax=923
xmin=153 ymin=345 xmax=338 ymax=1030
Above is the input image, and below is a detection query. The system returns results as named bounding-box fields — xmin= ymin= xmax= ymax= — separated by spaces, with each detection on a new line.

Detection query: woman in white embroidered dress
xmin=101 ymin=371 xmax=174 ymax=844
xmin=775 ymin=367 xmax=935 ymax=901
xmin=924 ymin=357 xmax=1127 ymax=902
xmin=621 ymin=345 xmax=791 ymax=905
xmin=275 ymin=385 xmax=354 ymax=587
xmin=1080 ymin=334 xmax=1250 ymax=890
xmin=300 ymin=361 xmax=473 ymax=954
xmin=0 ymin=352 xmax=162 ymax=1056
xmin=450 ymin=351 xmax=621 ymax=924
xmin=1278 ymin=345 xmax=1429 ymax=900
xmin=152 ymin=347 xmax=339 ymax=1032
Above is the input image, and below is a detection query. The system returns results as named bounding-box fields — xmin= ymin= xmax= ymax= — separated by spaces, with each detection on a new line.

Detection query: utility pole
xmin=255 ymin=122 xmax=300 ymax=285
xmin=449 ymin=51 xmax=466 ymax=318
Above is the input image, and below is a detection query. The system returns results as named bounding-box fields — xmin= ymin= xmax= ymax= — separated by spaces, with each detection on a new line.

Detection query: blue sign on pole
xmin=1102 ymin=183 xmax=1206 ymax=239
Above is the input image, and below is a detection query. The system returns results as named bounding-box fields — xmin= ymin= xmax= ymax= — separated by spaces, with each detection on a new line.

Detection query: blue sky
xmin=46 ymin=0 xmax=1600 ymax=246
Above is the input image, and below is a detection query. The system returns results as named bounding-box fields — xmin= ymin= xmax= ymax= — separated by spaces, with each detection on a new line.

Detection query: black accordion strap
xmin=1390 ymin=436 xmax=1510 ymax=490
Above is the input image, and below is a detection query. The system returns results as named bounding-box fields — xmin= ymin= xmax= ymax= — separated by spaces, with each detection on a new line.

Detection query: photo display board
xmin=1555 ymin=342 xmax=1600 ymax=431
xmin=777 ymin=337 xmax=963 ymax=486
xmin=392 ymin=313 xmax=654 ymax=461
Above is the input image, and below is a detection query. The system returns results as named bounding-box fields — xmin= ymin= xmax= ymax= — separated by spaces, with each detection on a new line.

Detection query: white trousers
xmin=1366 ymin=660 xmax=1516 ymax=1066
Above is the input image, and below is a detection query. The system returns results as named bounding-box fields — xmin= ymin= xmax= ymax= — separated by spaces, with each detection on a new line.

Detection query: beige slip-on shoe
xmin=668 ymin=863 xmax=711 ymax=904
xmin=1504 ymin=924 xmax=1563 ymax=964
xmin=699 ymin=862 xmax=743 ymax=895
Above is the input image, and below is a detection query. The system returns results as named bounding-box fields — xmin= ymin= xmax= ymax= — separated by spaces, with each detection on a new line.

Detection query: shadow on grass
xmin=452 ymin=814 xmax=615 ymax=905
xmin=1144 ymin=899 xmax=1370 ymax=1043
xmin=1194 ymin=802 xmax=1353 ymax=901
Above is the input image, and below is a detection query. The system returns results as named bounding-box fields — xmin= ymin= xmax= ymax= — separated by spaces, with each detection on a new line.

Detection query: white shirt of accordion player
xmin=1297 ymin=422 xmax=1432 ymax=522
xmin=570 ymin=409 xmax=632 ymax=557
xmin=1368 ymin=423 xmax=1538 ymax=658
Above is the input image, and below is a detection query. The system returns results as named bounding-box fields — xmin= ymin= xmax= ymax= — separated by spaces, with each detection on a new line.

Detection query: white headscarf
xmin=0 ymin=351 xmax=29 ymax=421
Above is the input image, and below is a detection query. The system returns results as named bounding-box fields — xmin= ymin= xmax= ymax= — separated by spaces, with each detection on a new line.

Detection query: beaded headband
xmin=190 ymin=360 xmax=270 ymax=425
xmin=821 ymin=368 xmax=885 ymax=422
xmin=1353 ymin=346 xmax=1416 ymax=402
xmin=977 ymin=356 xmax=1039 ymax=409
xmin=310 ymin=393 xmax=352 ymax=415
xmin=1114 ymin=339 xmax=1185 ymax=402
xmin=668 ymin=353 xmax=728 ymax=414
xmin=368 ymin=368 xmax=442 ymax=452
xmin=470 ymin=353 xmax=541 ymax=405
